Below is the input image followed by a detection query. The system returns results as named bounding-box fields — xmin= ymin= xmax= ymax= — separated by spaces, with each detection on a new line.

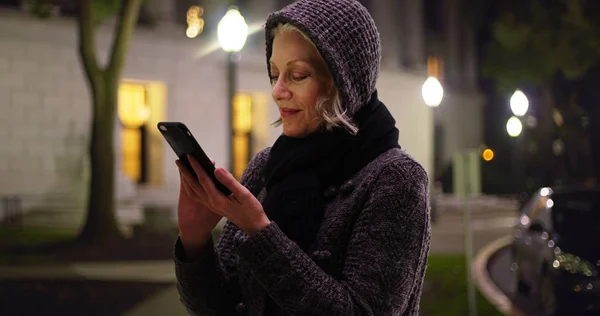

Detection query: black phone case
xmin=157 ymin=122 xmax=232 ymax=196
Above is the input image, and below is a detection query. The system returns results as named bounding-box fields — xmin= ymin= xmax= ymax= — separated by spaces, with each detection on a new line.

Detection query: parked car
xmin=511 ymin=187 xmax=600 ymax=315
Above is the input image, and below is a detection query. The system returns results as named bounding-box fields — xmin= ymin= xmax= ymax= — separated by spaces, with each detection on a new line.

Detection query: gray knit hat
xmin=264 ymin=0 xmax=382 ymax=117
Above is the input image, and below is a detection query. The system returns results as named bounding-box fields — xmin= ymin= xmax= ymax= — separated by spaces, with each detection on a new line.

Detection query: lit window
xmin=232 ymin=93 xmax=253 ymax=180
xmin=186 ymin=5 xmax=205 ymax=38
xmin=118 ymin=83 xmax=149 ymax=183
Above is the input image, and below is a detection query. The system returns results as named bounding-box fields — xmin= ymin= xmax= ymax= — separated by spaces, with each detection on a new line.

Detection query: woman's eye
xmin=291 ymin=74 xmax=308 ymax=81
xmin=269 ymin=75 xmax=279 ymax=83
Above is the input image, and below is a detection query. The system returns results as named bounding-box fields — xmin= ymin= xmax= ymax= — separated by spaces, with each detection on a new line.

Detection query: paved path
xmin=0 ymin=260 xmax=188 ymax=316
xmin=430 ymin=206 xmax=517 ymax=254
xmin=124 ymin=286 xmax=188 ymax=316
xmin=0 ymin=261 xmax=176 ymax=283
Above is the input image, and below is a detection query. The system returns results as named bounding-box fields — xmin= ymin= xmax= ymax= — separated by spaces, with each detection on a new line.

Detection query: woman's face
xmin=270 ymin=30 xmax=331 ymax=138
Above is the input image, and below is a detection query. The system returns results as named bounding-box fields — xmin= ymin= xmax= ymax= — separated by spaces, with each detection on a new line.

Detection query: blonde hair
xmin=269 ymin=23 xmax=358 ymax=135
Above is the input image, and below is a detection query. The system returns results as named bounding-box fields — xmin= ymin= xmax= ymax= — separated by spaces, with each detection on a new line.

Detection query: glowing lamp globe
xmin=506 ymin=116 xmax=523 ymax=137
xmin=217 ymin=7 xmax=248 ymax=53
xmin=510 ymin=89 xmax=529 ymax=117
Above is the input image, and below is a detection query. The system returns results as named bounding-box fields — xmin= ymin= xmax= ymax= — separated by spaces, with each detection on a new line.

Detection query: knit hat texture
xmin=264 ymin=0 xmax=382 ymax=117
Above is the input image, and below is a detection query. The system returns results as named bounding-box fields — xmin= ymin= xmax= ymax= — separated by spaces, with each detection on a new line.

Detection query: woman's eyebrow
xmin=269 ymin=58 xmax=313 ymax=66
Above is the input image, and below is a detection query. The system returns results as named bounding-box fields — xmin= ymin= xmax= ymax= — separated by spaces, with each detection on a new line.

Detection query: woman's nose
xmin=272 ymin=78 xmax=292 ymax=101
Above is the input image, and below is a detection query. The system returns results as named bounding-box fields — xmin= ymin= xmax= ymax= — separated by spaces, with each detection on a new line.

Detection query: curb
xmin=471 ymin=235 xmax=516 ymax=315
xmin=0 ymin=260 xmax=176 ymax=283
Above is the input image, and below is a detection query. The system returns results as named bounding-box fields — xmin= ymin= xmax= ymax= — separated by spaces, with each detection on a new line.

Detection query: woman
xmin=173 ymin=0 xmax=431 ymax=315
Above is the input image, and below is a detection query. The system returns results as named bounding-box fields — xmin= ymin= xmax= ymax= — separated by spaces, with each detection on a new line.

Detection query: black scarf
xmin=261 ymin=90 xmax=401 ymax=252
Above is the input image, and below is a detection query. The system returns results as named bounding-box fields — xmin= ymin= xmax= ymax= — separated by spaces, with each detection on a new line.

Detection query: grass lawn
xmin=0 ymin=227 xmax=77 ymax=245
xmin=420 ymin=254 xmax=504 ymax=316
xmin=0 ymin=227 xmax=78 ymax=265
xmin=0 ymin=226 xmax=178 ymax=264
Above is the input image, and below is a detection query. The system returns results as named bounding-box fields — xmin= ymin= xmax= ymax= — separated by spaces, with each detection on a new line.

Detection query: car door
xmin=516 ymin=191 xmax=553 ymax=283
xmin=514 ymin=193 xmax=542 ymax=280
xmin=527 ymin=195 xmax=554 ymax=291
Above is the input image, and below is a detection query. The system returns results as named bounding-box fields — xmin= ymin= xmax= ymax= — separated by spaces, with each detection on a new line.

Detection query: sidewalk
xmin=435 ymin=194 xmax=518 ymax=214
xmin=0 ymin=260 xmax=189 ymax=316
xmin=0 ymin=260 xmax=175 ymax=283
xmin=124 ymin=286 xmax=188 ymax=316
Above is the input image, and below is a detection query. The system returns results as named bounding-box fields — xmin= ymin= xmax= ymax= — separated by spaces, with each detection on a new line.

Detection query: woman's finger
xmin=214 ymin=167 xmax=250 ymax=201
xmin=179 ymin=171 xmax=195 ymax=198
xmin=188 ymin=155 xmax=221 ymax=198
xmin=176 ymin=160 xmax=197 ymax=182
xmin=177 ymin=160 xmax=207 ymax=198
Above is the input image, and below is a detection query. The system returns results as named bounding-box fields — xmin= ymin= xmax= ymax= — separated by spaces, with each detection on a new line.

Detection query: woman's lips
xmin=280 ymin=108 xmax=301 ymax=119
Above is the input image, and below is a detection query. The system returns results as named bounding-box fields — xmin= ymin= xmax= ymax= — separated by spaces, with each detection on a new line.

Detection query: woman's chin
xmin=282 ymin=124 xmax=307 ymax=138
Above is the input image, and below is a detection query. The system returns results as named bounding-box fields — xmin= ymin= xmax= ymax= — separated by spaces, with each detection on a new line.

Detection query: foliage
xmin=25 ymin=0 xmax=122 ymax=24
xmin=482 ymin=0 xmax=600 ymax=187
xmin=482 ymin=0 xmax=600 ymax=94
xmin=90 ymin=0 xmax=123 ymax=26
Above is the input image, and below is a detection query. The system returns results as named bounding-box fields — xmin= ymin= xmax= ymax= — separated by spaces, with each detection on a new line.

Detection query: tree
xmin=482 ymin=0 xmax=600 ymax=186
xmin=77 ymin=0 xmax=144 ymax=243
xmin=29 ymin=0 xmax=144 ymax=243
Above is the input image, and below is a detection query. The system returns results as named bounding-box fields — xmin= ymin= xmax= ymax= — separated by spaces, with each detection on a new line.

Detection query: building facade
xmin=0 ymin=0 xmax=481 ymax=222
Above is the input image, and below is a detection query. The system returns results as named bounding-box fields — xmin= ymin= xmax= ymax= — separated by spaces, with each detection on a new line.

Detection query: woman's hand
xmin=176 ymin=160 xmax=224 ymax=260
xmin=180 ymin=155 xmax=271 ymax=237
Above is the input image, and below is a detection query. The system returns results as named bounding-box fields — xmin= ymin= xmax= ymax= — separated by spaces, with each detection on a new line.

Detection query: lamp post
xmin=218 ymin=7 xmax=248 ymax=172
xmin=422 ymin=76 xmax=444 ymax=178
xmin=423 ymin=75 xmax=479 ymax=316
xmin=421 ymin=76 xmax=443 ymax=223
xmin=508 ymin=89 xmax=529 ymax=200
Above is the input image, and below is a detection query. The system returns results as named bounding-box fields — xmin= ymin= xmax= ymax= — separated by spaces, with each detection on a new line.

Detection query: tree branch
xmin=78 ymin=0 xmax=101 ymax=82
xmin=106 ymin=0 xmax=143 ymax=79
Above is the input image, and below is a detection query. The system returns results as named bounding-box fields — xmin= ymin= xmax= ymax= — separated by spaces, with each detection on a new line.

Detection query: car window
xmin=521 ymin=194 xmax=540 ymax=218
xmin=532 ymin=196 xmax=552 ymax=230
xmin=521 ymin=192 xmax=552 ymax=230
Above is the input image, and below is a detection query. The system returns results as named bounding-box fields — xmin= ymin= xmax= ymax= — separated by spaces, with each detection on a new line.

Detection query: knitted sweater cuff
xmin=237 ymin=222 xmax=290 ymax=266
xmin=173 ymin=236 xmax=216 ymax=280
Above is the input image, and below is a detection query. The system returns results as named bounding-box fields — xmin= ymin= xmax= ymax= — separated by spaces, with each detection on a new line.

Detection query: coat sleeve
xmin=235 ymin=161 xmax=431 ymax=316
xmin=173 ymin=149 xmax=270 ymax=316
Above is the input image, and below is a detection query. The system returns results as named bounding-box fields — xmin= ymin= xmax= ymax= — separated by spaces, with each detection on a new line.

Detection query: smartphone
xmin=157 ymin=122 xmax=232 ymax=196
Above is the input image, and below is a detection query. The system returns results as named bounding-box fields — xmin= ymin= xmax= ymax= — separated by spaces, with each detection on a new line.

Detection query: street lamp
xmin=421 ymin=76 xmax=443 ymax=175
xmin=218 ymin=7 xmax=248 ymax=172
xmin=510 ymin=89 xmax=529 ymax=117
xmin=218 ymin=7 xmax=248 ymax=52
xmin=422 ymin=76 xmax=444 ymax=224
xmin=508 ymin=89 xmax=528 ymax=199
xmin=506 ymin=116 xmax=523 ymax=137
xmin=422 ymin=76 xmax=444 ymax=107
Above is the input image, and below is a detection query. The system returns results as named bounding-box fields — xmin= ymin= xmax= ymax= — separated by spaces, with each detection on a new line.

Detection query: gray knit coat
xmin=174 ymin=147 xmax=431 ymax=316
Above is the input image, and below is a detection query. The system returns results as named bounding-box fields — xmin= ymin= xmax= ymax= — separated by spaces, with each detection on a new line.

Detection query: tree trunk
xmin=78 ymin=76 xmax=123 ymax=243
xmin=75 ymin=0 xmax=143 ymax=244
